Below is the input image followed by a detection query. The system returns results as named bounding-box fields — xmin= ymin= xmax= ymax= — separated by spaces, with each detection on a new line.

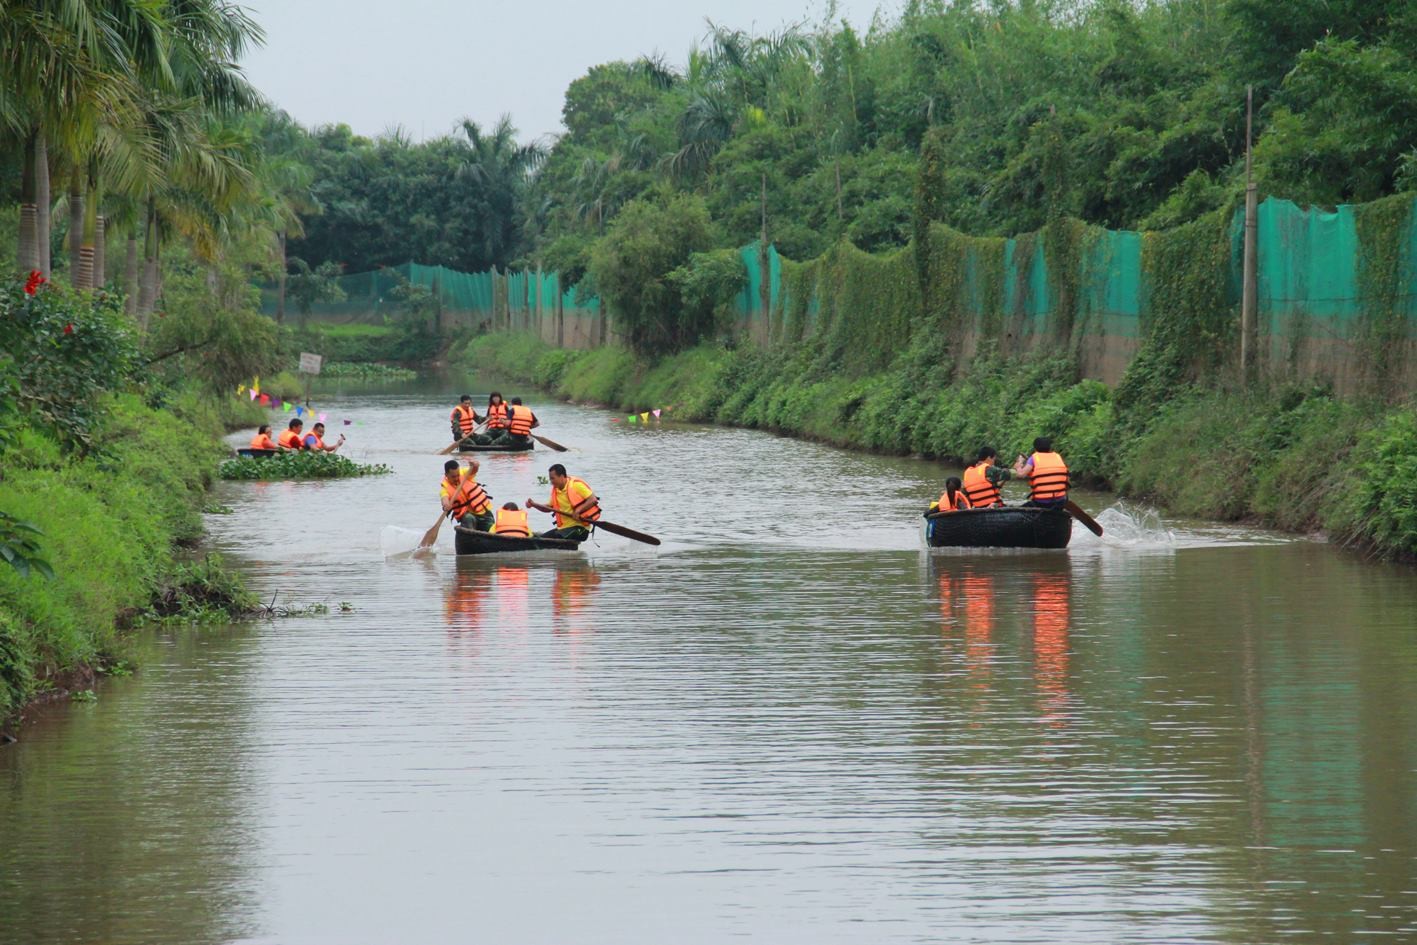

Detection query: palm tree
xmin=456 ymin=115 xmax=546 ymax=268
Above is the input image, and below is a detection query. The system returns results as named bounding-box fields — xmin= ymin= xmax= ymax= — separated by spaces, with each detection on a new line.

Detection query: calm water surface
xmin=2 ymin=377 xmax=1415 ymax=945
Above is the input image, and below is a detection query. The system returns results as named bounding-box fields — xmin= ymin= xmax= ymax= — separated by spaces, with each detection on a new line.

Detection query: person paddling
xmin=529 ymin=463 xmax=599 ymax=541
xmin=450 ymin=394 xmax=478 ymax=444
xmin=492 ymin=397 xmax=539 ymax=448
xmin=441 ymin=458 xmax=494 ymax=531
xmin=479 ymin=392 xmax=510 ymax=444
xmin=1014 ymin=437 xmax=1070 ymax=509
xmin=250 ymin=424 xmax=278 ymax=451
xmin=278 ymin=418 xmax=308 ymax=450
xmin=303 ymin=421 xmax=345 ymax=453
xmin=962 ymin=446 xmax=1013 ymax=508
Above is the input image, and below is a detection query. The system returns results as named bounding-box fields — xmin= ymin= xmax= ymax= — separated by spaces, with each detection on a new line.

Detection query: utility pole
xmin=1241 ymin=85 xmax=1258 ymax=381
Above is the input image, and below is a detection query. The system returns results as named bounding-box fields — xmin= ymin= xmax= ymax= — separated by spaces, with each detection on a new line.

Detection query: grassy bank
xmin=0 ymin=391 xmax=257 ymax=723
xmin=463 ymin=331 xmax=1417 ymax=559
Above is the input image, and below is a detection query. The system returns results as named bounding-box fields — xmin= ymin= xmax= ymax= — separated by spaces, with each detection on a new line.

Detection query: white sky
xmin=241 ymin=0 xmax=882 ymax=145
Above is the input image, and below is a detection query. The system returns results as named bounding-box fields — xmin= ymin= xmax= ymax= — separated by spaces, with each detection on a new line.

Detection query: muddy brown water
xmin=2 ymin=376 xmax=1415 ymax=944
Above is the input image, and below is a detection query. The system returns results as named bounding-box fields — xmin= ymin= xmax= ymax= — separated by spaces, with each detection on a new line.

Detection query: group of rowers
xmin=249 ymin=418 xmax=346 ymax=453
xmin=928 ymin=437 xmax=1070 ymax=514
xmin=450 ymin=392 xmax=539 ymax=448
xmin=440 ymin=459 xmax=601 ymax=541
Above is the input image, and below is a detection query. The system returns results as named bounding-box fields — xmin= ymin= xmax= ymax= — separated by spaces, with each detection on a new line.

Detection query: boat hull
xmin=924 ymin=507 xmax=1073 ymax=549
xmin=457 ymin=439 xmax=533 ymax=453
xmin=454 ymin=526 xmax=583 ymax=555
xmin=235 ymin=447 xmax=278 ymax=458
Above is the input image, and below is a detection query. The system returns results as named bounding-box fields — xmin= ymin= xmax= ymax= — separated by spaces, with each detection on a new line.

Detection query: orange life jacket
xmin=449 ymin=472 xmax=492 ymax=519
xmin=936 ymin=489 xmax=972 ymax=513
xmin=485 ymin=402 xmax=509 ymax=430
xmin=451 ymin=404 xmax=476 ymax=436
xmin=962 ymin=462 xmax=1002 ymax=507
xmin=507 ymin=404 xmax=534 ymax=437
xmin=278 ymin=429 xmax=305 ymax=449
xmin=305 ymin=432 xmax=325 ymax=450
xmin=1027 ymin=451 xmax=1070 ymax=501
xmin=550 ymin=477 xmax=601 ymax=528
xmin=250 ymin=433 xmax=277 ymax=450
xmin=492 ymin=508 xmax=531 ymax=537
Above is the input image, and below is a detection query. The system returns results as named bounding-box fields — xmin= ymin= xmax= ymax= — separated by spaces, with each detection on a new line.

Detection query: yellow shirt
xmin=439 ymin=473 xmax=461 ymax=503
xmin=550 ymin=479 xmax=595 ymax=528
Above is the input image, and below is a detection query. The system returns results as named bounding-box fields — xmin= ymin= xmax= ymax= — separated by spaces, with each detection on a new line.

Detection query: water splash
xmin=1095 ymin=502 xmax=1177 ymax=546
xmin=381 ymin=525 xmax=436 ymax=558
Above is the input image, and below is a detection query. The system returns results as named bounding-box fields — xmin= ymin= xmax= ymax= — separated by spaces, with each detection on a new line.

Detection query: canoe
xmin=454 ymin=526 xmax=583 ymax=555
xmin=457 ymin=439 xmax=533 ymax=453
xmin=235 ymin=447 xmax=278 ymax=458
xmin=924 ymin=507 xmax=1073 ymax=549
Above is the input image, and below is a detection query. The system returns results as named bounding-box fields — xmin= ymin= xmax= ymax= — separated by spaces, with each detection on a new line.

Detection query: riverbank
xmin=0 ymin=391 xmax=261 ymax=734
xmin=461 ymin=331 xmax=1417 ymax=560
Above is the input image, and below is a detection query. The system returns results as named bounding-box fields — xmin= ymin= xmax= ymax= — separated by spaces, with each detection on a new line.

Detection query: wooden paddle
xmin=1065 ymin=500 xmax=1104 ymax=537
xmin=419 ymin=509 xmax=448 ymax=548
xmin=532 ymin=432 xmax=568 ymax=452
xmin=439 ymin=419 xmax=489 ymax=455
xmin=527 ymin=500 xmax=660 ymax=546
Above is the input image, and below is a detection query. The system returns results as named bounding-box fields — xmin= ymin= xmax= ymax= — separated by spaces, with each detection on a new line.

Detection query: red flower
xmin=63 ymin=323 xmax=73 ymax=335
xmin=23 ymin=270 xmax=45 ymax=295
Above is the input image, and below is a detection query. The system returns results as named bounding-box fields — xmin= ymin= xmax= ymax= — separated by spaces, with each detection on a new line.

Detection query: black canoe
xmin=454 ymin=526 xmax=583 ymax=555
xmin=235 ymin=447 xmax=278 ymax=458
xmin=924 ymin=507 xmax=1073 ymax=549
xmin=457 ymin=439 xmax=533 ymax=453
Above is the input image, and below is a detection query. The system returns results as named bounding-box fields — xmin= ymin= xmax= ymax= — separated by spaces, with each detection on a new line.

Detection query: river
xmin=2 ymin=377 xmax=1415 ymax=945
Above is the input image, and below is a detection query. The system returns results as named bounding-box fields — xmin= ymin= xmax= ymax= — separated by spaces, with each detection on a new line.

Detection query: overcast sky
xmin=241 ymin=0 xmax=883 ymax=145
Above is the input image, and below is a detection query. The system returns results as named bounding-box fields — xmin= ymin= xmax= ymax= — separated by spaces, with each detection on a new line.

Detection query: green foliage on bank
xmin=464 ymin=331 xmax=1417 ymax=559
xmin=218 ymin=450 xmax=391 ymax=481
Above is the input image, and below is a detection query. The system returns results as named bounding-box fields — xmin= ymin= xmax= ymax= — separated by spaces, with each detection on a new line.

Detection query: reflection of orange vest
xmin=936 ymin=489 xmax=971 ymax=513
xmin=962 ymin=463 xmax=1001 ymax=507
xmin=485 ymin=402 xmax=508 ymax=429
xmin=508 ymin=404 xmax=533 ymax=436
xmin=1028 ymin=452 xmax=1069 ymax=501
xmin=250 ymin=433 xmax=276 ymax=450
xmin=551 ymin=477 xmax=601 ymax=527
xmin=278 ymin=429 xmax=304 ymax=449
xmin=492 ymin=508 xmax=530 ymax=537
xmin=451 ymin=404 xmax=476 ymax=435
xmin=449 ymin=473 xmax=491 ymax=519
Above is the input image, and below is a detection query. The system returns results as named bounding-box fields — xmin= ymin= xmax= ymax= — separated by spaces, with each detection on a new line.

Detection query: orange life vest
xmin=449 ymin=472 xmax=492 ymax=519
xmin=507 ymin=404 xmax=534 ymax=437
xmin=278 ymin=429 xmax=305 ymax=449
xmin=492 ymin=508 xmax=531 ymax=537
xmin=1027 ymin=451 xmax=1070 ymax=501
xmin=250 ymin=433 xmax=277 ymax=450
xmin=936 ymin=489 xmax=972 ymax=513
xmin=305 ymin=432 xmax=325 ymax=450
xmin=485 ymin=402 xmax=509 ymax=430
xmin=550 ymin=477 xmax=601 ymax=528
xmin=451 ymin=404 xmax=476 ymax=436
xmin=962 ymin=462 xmax=1002 ymax=507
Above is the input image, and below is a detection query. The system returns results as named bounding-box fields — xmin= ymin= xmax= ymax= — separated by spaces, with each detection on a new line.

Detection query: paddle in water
xmin=1065 ymin=500 xmax=1104 ymax=537
xmin=531 ymin=432 xmax=568 ymax=452
xmin=439 ymin=419 xmax=489 ymax=455
xmin=419 ymin=510 xmax=447 ymax=548
xmin=526 ymin=500 xmax=660 ymax=546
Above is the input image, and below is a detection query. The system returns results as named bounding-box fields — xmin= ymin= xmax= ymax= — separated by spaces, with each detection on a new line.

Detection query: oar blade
xmin=419 ymin=515 xmax=444 ymax=548
xmin=594 ymin=520 xmax=661 ymax=546
xmin=1065 ymin=500 xmax=1104 ymax=537
xmin=532 ymin=433 xmax=568 ymax=452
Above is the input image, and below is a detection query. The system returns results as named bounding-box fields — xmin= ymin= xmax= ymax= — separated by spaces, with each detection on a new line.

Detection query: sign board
xmin=298 ymin=352 xmax=323 ymax=375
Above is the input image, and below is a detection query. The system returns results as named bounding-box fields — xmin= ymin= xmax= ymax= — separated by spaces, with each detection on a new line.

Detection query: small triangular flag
xmin=249 ymin=389 xmax=257 ymax=401
xmin=343 ymin=419 xmax=352 ymax=426
xmin=652 ymin=409 xmax=661 ymax=418
xmin=627 ymin=415 xmax=637 ymax=424
xmin=640 ymin=412 xmax=649 ymax=422
xmin=318 ymin=413 xmax=327 ymax=424
xmin=237 ymin=384 xmax=246 ymax=395
xmin=283 ymin=402 xmax=293 ymax=413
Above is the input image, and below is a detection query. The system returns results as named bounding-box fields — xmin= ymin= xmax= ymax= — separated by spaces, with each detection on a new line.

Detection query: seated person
xmin=927 ymin=476 xmax=972 ymax=515
xmin=491 ymin=502 xmax=532 ymax=537
xmin=249 ymin=424 xmax=278 ymax=451
xmin=1014 ymin=437 xmax=1069 ymax=509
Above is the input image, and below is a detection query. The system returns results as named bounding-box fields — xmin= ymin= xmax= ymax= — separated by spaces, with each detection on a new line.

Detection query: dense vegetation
xmin=218 ymin=451 xmax=391 ymax=480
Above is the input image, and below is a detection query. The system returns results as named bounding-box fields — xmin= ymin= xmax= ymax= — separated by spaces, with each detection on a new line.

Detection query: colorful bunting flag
xmin=237 ymin=384 xmax=246 ymax=396
xmin=628 ymin=415 xmax=638 ymax=424
xmin=258 ymin=393 xmax=271 ymax=406
xmin=652 ymin=409 xmax=661 ymax=418
xmin=249 ymin=389 xmax=257 ymax=401
xmin=283 ymin=402 xmax=293 ymax=413
xmin=318 ymin=412 xmax=327 ymax=424
xmin=639 ymin=412 xmax=650 ymax=422
xmin=343 ymin=419 xmax=352 ymax=426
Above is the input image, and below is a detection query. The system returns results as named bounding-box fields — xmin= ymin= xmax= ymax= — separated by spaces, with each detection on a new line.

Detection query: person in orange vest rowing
xmin=450 ymin=394 xmax=478 ymax=445
xmin=492 ymin=396 xmax=539 ymax=448
xmin=303 ymin=421 xmax=345 ymax=452
xmin=491 ymin=502 xmax=531 ymax=537
xmin=1013 ymin=437 xmax=1070 ymax=510
xmin=928 ymin=477 xmax=972 ymax=515
xmin=529 ymin=463 xmax=599 ymax=541
xmin=441 ymin=458 xmax=495 ymax=531
xmin=961 ymin=446 xmax=1015 ymax=508
xmin=249 ymin=424 xmax=279 ymax=451
xmin=277 ymin=418 xmax=308 ymax=450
